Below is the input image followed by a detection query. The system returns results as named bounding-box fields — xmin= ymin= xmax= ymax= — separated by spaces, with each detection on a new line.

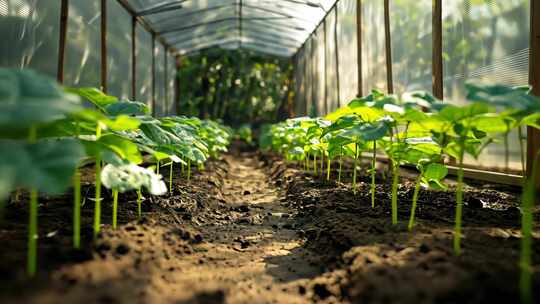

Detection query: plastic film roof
xmin=127 ymin=0 xmax=338 ymax=57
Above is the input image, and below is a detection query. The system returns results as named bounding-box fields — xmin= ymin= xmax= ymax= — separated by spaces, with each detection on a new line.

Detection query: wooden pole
xmin=164 ymin=49 xmax=168 ymax=115
xmin=383 ymin=0 xmax=393 ymax=94
xmin=175 ymin=55 xmax=181 ymax=115
xmin=432 ymin=0 xmax=443 ymax=99
xmin=57 ymin=0 xmax=68 ymax=84
xmin=101 ymin=0 xmax=107 ymax=93
xmin=528 ymin=0 xmax=540 ymax=191
xmin=151 ymin=34 xmax=156 ymax=116
xmin=334 ymin=7 xmax=341 ymax=106
xmin=324 ymin=20 xmax=328 ymax=114
xmin=131 ymin=16 xmax=137 ymax=100
xmin=356 ymin=0 xmax=363 ymax=97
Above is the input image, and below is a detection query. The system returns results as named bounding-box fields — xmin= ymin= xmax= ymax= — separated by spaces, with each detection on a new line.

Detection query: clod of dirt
xmin=243 ymin=190 xmax=251 ymax=195
xmin=115 ymin=244 xmax=130 ymax=256
xmin=466 ymin=197 xmax=484 ymax=209
xmin=313 ymin=283 xmax=332 ymax=300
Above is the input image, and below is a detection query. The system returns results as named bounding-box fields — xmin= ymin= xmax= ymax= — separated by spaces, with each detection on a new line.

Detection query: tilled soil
xmin=0 ymin=146 xmax=539 ymax=303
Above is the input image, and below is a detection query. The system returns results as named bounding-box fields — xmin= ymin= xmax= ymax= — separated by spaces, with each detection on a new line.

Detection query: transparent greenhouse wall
xmin=311 ymin=29 xmax=322 ymax=117
xmin=325 ymin=10 xmax=339 ymax=112
xmin=107 ymin=0 xmax=131 ymax=99
xmin=0 ymin=0 xmax=60 ymax=78
xmin=443 ymin=0 xmax=530 ymax=172
xmin=136 ymin=25 xmax=152 ymax=105
xmin=337 ymin=0 xmax=358 ymax=104
xmin=65 ymin=0 xmax=101 ymax=88
xmin=361 ymin=0 xmax=387 ymax=95
xmin=390 ymin=0 xmax=432 ymax=95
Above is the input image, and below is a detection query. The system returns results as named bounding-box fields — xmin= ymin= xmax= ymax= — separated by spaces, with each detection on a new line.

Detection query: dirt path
xmin=165 ymin=153 xmax=320 ymax=303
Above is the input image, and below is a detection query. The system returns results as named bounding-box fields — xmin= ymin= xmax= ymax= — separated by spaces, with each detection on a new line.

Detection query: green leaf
xmin=0 ymin=69 xmax=82 ymax=135
xmin=0 ymin=139 xmax=84 ymax=198
xmin=105 ymin=100 xmax=150 ymax=116
xmin=67 ymin=87 xmax=117 ymax=112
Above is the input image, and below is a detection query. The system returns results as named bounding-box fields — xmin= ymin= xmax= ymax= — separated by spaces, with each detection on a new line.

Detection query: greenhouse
xmin=0 ymin=0 xmax=539 ymax=303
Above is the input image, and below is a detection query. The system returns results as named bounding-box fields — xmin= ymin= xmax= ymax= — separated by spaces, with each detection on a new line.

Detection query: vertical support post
xmin=304 ymin=43 xmax=309 ymax=116
xmin=311 ymin=36 xmax=316 ymax=116
xmin=334 ymin=7 xmax=341 ymax=106
xmin=175 ymin=55 xmax=181 ymax=115
xmin=323 ymin=20 xmax=328 ymax=115
xmin=528 ymin=0 xmax=540 ymax=190
xmin=151 ymin=34 xmax=156 ymax=116
xmin=432 ymin=0 xmax=443 ymax=99
xmin=131 ymin=15 xmax=137 ymax=100
xmin=100 ymin=0 xmax=107 ymax=93
xmin=288 ymin=56 xmax=295 ymax=118
xmin=383 ymin=0 xmax=393 ymax=94
xmin=356 ymin=0 xmax=363 ymax=97
xmin=57 ymin=0 xmax=68 ymax=84
xmin=164 ymin=49 xmax=168 ymax=116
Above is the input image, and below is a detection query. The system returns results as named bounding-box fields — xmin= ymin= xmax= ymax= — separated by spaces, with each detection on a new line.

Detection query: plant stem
xmin=353 ymin=143 xmax=358 ymax=195
xmin=187 ymin=160 xmax=191 ymax=181
xmin=338 ymin=147 xmax=343 ymax=183
xmin=306 ymin=152 xmax=310 ymax=171
xmin=326 ymin=157 xmax=331 ymax=181
xmin=313 ymin=154 xmax=317 ymax=175
xmin=27 ymin=125 xmax=38 ymax=277
xmin=408 ymin=175 xmax=422 ymax=231
xmin=504 ymin=131 xmax=509 ymax=173
xmin=137 ymin=188 xmax=142 ymax=219
xmin=156 ymin=160 xmax=160 ymax=174
xmin=454 ymin=149 xmax=465 ymax=256
xmin=169 ymin=161 xmax=174 ymax=194
xmin=518 ymin=127 xmax=526 ymax=175
xmin=94 ymin=124 xmax=102 ymax=238
xmin=371 ymin=141 xmax=376 ymax=208
xmin=27 ymin=188 xmax=38 ymax=277
xmin=112 ymin=189 xmax=118 ymax=229
xmin=320 ymin=153 xmax=324 ymax=174
xmin=520 ymin=151 xmax=539 ymax=304
xmin=391 ymin=164 xmax=399 ymax=225
xmin=73 ymin=171 xmax=81 ymax=249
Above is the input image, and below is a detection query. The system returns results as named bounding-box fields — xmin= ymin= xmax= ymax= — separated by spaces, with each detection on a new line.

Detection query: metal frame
xmin=528 ymin=0 xmax=540 ymax=190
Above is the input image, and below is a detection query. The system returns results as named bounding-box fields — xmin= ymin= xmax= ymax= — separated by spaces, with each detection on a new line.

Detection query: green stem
xmin=320 ymin=153 xmax=324 ymax=174
xmin=137 ymin=188 xmax=142 ymax=219
xmin=313 ymin=154 xmax=317 ymax=175
xmin=187 ymin=160 xmax=191 ymax=181
xmin=338 ymin=147 xmax=342 ymax=183
xmin=112 ymin=189 xmax=118 ymax=229
xmin=391 ymin=164 xmax=399 ymax=225
xmin=27 ymin=125 xmax=38 ymax=277
xmin=169 ymin=161 xmax=174 ymax=194
xmin=353 ymin=143 xmax=358 ymax=195
xmin=306 ymin=152 xmax=310 ymax=171
xmin=518 ymin=127 xmax=526 ymax=175
xmin=520 ymin=151 xmax=539 ymax=304
xmin=504 ymin=131 xmax=509 ymax=172
xmin=94 ymin=125 xmax=102 ymax=238
xmin=371 ymin=141 xmax=376 ymax=208
xmin=73 ymin=171 xmax=81 ymax=249
xmin=326 ymin=157 xmax=331 ymax=181
xmin=156 ymin=160 xmax=160 ymax=174
xmin=408 ymin=175 xmax=422 ymax=231
xmin=454 ymin=150 xmax=465 ymax=256
xmin=27 ymin=188 xmax=38 ymax=276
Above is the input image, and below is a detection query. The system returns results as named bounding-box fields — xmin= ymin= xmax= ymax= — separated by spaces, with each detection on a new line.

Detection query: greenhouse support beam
xmin=175 ymin=55 xmax=182 ymax=115
xmin=334 ymin=7 xmax=341 ymax=107
xmin=164 ymin=49 xmax=168 ymax=115
xmin=432 ymin=0 xmax=443 ymax=99
xmin=384 ymin=0 xmax=393 ymax=94
xmin=57 ymin=0 xmax=68 ymax=84
xmin=356 ymin=0 xmax=363 ymax=97
xmin=132 ymin=15 xmax=137 ymax=100
xmin=151 ymin=34 xmax=156 ymax=116
xmin=323 ymin=20 xmax=328 ymax=115
xmin=101 ymin=0 xmax=108 ymax=93
xmin=528 ymin=0 xmax=540 ymax=191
